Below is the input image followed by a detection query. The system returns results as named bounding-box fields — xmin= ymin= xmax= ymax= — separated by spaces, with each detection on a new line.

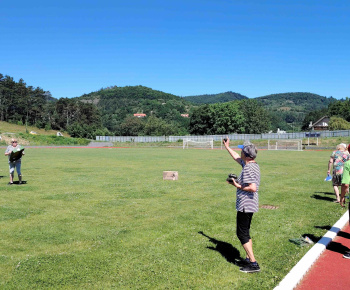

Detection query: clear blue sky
xmin=1 ymin=0 xmax=349 ymax=99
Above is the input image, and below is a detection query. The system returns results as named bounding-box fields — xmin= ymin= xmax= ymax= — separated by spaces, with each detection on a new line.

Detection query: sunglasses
xmin=12 ymin=141 xmax=17 ymax=143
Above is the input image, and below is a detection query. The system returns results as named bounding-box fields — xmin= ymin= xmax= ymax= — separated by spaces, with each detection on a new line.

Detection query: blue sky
xmin=1 ymin=0 xmax=349 ymax=99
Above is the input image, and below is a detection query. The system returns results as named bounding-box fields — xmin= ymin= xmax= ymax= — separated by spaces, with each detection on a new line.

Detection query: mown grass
xmin=0 ymin=147 xmax=346 ymax=289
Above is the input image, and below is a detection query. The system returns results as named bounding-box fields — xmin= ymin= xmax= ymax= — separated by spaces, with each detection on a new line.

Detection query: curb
xmin=274 ymin=210 xmax=349 ymax=290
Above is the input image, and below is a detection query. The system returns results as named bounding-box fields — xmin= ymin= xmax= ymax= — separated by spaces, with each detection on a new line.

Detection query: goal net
xmin=183 ymin=139 xmax=214 ymax=149
xmin=268 ymin=139 xmax=303 ymax=151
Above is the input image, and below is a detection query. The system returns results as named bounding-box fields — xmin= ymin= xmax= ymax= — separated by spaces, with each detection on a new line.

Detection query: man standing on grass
xmin=4 ymin=138 xmax=24 ymax=185
xmin=223 ymin=138 xmax=261 ymax=273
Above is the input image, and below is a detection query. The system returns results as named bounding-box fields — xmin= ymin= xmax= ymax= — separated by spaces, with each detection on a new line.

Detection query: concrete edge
xmin=274 ymin=210 xmax=349 ymax=290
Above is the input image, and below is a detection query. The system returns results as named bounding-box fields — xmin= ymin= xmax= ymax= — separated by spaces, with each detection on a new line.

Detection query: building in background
xmin=309 ymin=116 xmax=329 ymax=131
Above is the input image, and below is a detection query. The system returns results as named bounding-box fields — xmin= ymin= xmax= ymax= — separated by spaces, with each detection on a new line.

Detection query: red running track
xmin=296 ymin=223 xmax=350 ymax=289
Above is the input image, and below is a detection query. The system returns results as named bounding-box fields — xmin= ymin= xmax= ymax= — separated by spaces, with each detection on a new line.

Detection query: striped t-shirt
xmin=236 ymin=162 xmax=260 ymax=213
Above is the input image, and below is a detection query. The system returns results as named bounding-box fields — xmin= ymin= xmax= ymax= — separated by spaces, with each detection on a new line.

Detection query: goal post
xmin=183 ymin=139 xmax=214 ymax=149
xmin=268 ymin=139 xmax=303 ymax=151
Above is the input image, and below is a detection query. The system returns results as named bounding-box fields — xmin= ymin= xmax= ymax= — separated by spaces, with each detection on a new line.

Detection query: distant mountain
xmin=77 ymin=87 xmax=337 ymax=133
xmin=184 ymin=91 xmax=248 ymax=104
xmin=255 ymin=92 xmax=337 ymax=130
xmin=3 ymin=71 xmax=341 ymax=135
xmin=77 ymin=85 xmax=194 ymax=134
xmin=256 ymin=92 xmax=336 ymax=112
xmin=77 ymin=85 xmax=193 ymax=114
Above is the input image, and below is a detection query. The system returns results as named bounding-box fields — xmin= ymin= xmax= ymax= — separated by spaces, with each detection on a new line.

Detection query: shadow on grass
xmin=311 ymin=194 xmax=336 ymax=202
xmin=198 ymin=231 xmax=247 ymax=267
xmin=0 ymin=175 xmax=5 ymax=179
xmin=11 ymin=181 xmax=27 ymax=185
xmin=301 ymin=233 xmax=322 ymax=243
xmin=315 ymin=225 xmax=332 ymax=230
xmin=314 ymin=191 xmax=335 ymax=196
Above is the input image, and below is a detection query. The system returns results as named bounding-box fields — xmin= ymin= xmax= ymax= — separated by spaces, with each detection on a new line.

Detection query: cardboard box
xmin=163 ymin=171 xmax=178 ymax=180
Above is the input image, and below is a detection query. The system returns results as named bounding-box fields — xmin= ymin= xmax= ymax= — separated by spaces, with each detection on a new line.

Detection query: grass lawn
xmin=0 ymin=147 xmax=346 ymax=289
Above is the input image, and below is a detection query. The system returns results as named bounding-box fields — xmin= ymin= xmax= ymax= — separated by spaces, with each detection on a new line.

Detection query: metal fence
xmin=96 ymin=130 xmax=350 ymax=143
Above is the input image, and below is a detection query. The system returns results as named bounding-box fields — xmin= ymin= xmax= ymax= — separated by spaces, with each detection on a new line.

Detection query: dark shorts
xmin=332 ymin=174 xmax=342 ymax=186
xmin=236 ymin=211 xmax=254 ymax=245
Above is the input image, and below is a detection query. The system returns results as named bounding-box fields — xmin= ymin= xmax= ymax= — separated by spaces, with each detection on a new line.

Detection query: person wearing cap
xmin=327 ymin=143 xmax=349 ymax=203
xmin=4 ymin=138 xmax=24 ymax=185
xmin=223 ymin=138 xmax=261 ymax=273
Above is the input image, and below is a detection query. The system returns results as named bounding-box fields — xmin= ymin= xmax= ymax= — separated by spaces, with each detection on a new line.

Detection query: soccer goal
xmin=268 ymin=139 xmax=303 ymax=151
xmin=183 ymin=139 xmax=214 ymax=149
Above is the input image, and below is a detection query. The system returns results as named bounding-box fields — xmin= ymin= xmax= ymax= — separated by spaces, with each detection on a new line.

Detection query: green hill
xmin=256 ymin=92 xmax=336 ymax=112
xmin=1 ymin=72 xmax=341 ymax=135
xmin=77 ymin=85 xmax=195 ymax=135
xmin=184 ymin=91 xmax=248 ymax=104
xmin=77 ymin=88 xmax=337 ymax=133
xmin=254 ymin=92 xmax=337 ymax=130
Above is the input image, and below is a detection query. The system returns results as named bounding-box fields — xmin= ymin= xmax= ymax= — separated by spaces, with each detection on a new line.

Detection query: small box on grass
xmin=163 ymin=171 xmax=178 ymax=180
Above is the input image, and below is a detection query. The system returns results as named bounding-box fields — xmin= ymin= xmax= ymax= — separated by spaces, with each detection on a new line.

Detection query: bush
xmin=45 ymin=123 xmax=52 ymax=131
xmin=329 ymin=116 xmax=350 ymax=130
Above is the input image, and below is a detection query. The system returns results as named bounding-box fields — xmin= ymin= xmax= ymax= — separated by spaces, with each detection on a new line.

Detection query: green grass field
xmin=0 ymin=147 xmax=346 ymax=289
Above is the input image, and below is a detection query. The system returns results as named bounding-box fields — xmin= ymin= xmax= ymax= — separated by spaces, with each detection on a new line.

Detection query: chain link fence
xmin=96 ymin=130 xmax=350 ymax=143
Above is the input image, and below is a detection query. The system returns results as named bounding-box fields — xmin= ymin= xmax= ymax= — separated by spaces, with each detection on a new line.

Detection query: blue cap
xmin=238 ymin=145 xmax=244 ymax=149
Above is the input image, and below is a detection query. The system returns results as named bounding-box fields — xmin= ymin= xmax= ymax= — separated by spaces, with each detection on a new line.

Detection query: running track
xmin=275 ymin=211 xmax=350 ymax=290
xmin=296 ymin=222 xmax=350 ymax=289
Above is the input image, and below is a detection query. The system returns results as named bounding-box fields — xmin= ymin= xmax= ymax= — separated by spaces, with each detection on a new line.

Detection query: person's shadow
xmin=310 ymin=194 xmax=335 ymax=202
xmin=10 ymin=181 xmax=27 ymax=185
xmin=198 ymin=231 xmax=247 ymax=267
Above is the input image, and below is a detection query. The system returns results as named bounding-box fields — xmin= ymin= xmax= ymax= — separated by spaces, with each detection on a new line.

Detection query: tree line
xmin=0 ymin=74 xmax=107 ymax=138
xmin=1 ymin=73 xmax=350 ymax=138
xmin=189 ymin=100 xmax=270 ymax=135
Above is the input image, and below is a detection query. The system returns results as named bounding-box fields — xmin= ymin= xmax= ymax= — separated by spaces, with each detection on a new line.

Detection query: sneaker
xmin=235 ymin=257 xmax=250 ymax=267
xmin=343 ymin=251 xmax=350 ymax=259
xmin=240 ymin=262 xmax=260 ymax=273
xmin=7 ymin=182 xmax=13 ymax=186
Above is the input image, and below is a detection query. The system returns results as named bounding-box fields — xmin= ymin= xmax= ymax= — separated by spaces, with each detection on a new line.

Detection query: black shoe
xmin=235 ymin=257 xmax=250 ymax=267
xmin=240 ymin=262 xmax=260 ymax=273
xmin=343 ymin=251 xmax=350 ymax=259
xmin=8 ymin=182 xmax=13 ymax=185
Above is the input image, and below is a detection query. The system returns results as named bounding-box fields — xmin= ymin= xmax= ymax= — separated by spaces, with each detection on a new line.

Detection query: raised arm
xmin=223 ymin=138 xmax=242 ymax=165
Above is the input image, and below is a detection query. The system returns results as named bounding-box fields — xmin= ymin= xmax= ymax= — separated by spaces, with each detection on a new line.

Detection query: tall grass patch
xmin=0 ymin=147 xmax=344 ymax=289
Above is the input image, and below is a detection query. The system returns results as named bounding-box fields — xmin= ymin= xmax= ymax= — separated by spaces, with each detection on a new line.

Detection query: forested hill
xmin=1 ymin=71 xmax=342 ymax=137
xmin=78 ymin=85 xmax=193 ymax=115
xmin=254 ymin=92 xmax=337 ymax=130
xmin=256 ymin=92 xmax=336 ymax=111
xmin=184 ymin=91 xmax=248 ymax=104
xmin=77 ymin=85 xmax=194 ymax=134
